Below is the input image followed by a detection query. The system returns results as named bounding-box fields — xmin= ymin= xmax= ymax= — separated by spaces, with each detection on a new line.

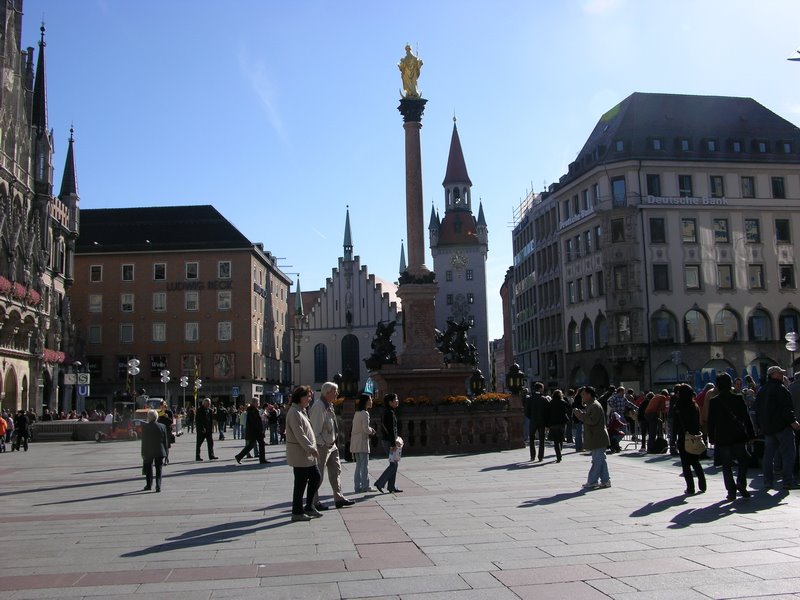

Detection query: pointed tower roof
xmin=477 ymin=201 xmax=486 ymax=227
xmin=399 ymin=241 xmax=407 ymax=274
xmin=343 ymin=207 xmax=353 ymax=261
xmin=295 ymin=277 xmax=304 ymax=317
xmin=59 ymin=127 xmax=78 ymax=198
xmin=428 ymin=204 xmax=439 ymax=229
xmin=442 ymin=118 xmax=472 ymax=186
xmin=31 ymin=23 xmax=48 ymax=132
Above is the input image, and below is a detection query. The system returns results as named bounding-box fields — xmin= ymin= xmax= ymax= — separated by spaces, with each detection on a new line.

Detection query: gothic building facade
xmin=429 ymin=121 xmax=490 ymax=372
xmin=0 ymin=4 xmax=79 ymax=414
xmin=290 ymin=209 xmax=402 ymax=392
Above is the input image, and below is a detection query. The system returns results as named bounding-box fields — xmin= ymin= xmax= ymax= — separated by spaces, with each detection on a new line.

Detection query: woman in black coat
xmin=707 ymin=373 xmax=755 ymax=500
xmin=546 ymin=389 xmax=571 ymax=462
xmin=674 ymin=383 xmax=706 ymax=495
xmin=141 ymin=410 xmax=169 ymax=492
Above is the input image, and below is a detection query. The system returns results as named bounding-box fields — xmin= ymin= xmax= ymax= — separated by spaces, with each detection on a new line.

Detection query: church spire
xmin=32 ymin=22 xmax=53 ymax=194
xmin=442 ymin=118 xmax=472 ymax=212
xmin=399 ymin=240 xmax=406 ymax=274
xmin=59 ymin=126 xmax=78 ymax=198
xmin=343 ymin=206 xmax=353 ymax=262
xmin=294 ymin=277 xmax=304 ymax=318
xmin=32 ymin=23 xmax=48 ymax=132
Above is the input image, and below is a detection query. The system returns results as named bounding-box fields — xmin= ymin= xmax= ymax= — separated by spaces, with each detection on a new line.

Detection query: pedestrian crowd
xmin=523 ymin=364 xmax=800 ymax=500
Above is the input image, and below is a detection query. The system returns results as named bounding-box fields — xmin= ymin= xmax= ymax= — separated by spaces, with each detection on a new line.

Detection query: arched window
xmin=684 ymin=309 xmax=710 ymax=343
xmin=779 ymin=308 xmax=800 ymax=340
xmin=567 ymin=320 xmax=579 ymax=352
xmin=747 ymin=308 xmax=773 ymax=341
xmin=341 ymin=334 xmax=360 ymax=382
xmin=313 ymin=344 xmax=327 ymax=383
xmin=651 ymin=310 xmax=677 ymax=343
xmin=596 ymin=314 xmax=609 ymax=348
xmin=581 ymin=318 xmax=594 ymax=350
xmin=714 ymin=308 xmax=741 ymax=342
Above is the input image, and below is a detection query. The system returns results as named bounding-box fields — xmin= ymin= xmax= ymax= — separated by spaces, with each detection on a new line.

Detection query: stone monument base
xmin=370 ymin=363 xmax=473 ymax=403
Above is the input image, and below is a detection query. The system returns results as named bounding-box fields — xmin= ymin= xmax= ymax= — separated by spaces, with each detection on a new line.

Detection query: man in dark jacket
xmin=235 ymin=398 xmax=267 ymax=464
xmin=12 ymin=410 xmax=28 ymax=451
xmin=525 ymin=382 xmax=547 ymax=461
xmin=755 ymin=365 xmax=800 ymax=489
xmin=141 ymin=409 xmax=169 ymax=492
xmin=707 ymin=372 xmax=755 ymax=499
xmin=195 ymin=398 xmax=218 ymax=461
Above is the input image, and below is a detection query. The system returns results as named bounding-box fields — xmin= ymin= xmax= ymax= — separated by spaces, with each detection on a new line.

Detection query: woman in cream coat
xmin=286 ymin=386 xmax=321 ymax=522
xmin=350 ymin=394 xmax=375 ymax=492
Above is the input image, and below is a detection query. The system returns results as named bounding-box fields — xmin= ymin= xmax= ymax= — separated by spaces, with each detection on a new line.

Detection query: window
xmin=185 ymin=322 xmax=199 ymax=342
xmin=120 ymin=323 xmax=134 ymax=344
xmin=681 ymin=218 xmax=697 ymax=243
xmin=568 ymin=281 xmax=576 ymax=304
xmin=776 ymin=219 xmax=791 ymax=243
xmin=653 ymin=264 xmax=669 ymax=291
xmin=611 ymin=218 xmax=625 ymax=243
xmin=713 ymin=218 xmax=729 ymax=243
xmin=710 ymin=175 xmax=725 ymax=198
xmin=745 ymin=218 xmax=761 ymax=243
xmin=185 ymin=291 xmax=199 ymax=311
xmin=218 ymin=321 xmax=232 ymax=341
xmin=89 ymin=294 xmax=103 ymax=313
xmin=153 ymin=292 xmax=166 ymax=312
xmin=572 ymin=195 xmax=579 ymax=215
xmin=614 ymin=139 xmax=624 ymax=152
xmin=446 ymin=294 xmax=453 ymax=305
xmin=565 ymin=239 xmax=573 ymax=261
xmin=186 ymin=262 xmax=199 ymax=279
xmin=592 ymin=183 xmax=601 ymax=205
xmin=616 ymin=314 xmax=631 ymax=342
xmin=685 ymin=309 xmax=709 ymax=342
xmin=122 ymin=264 xmax=134 ymax=281
xmin=678 ymin=174 xmax=693 ymax=197
xmin=613 ymin=265 xmax=627 ymax=291
xmin=314 ymin=344 xmax=328 ymax=383
xmin=218 ymin=290 xmax=232 ymax=310
xmin=596 ymin=270 xmax=605 ymax=296
xmin=732 ymin=140 xmax=742 ymax=153
xmin=783 ymin=142 xmax=793 ymax=154
xmin=467 ymin=293 xmax=474 ymax=304
xmin=652 ymin=138 xmax=662 ymax=151
xmin=685 ymin=265 xmax=701 ymax=290
xmin=758 ymin=141 xmax=768 ymax=153
xmin=706 ymin=139 xmax=717 ymax=152
xmin=772 ymin=177 xmax=786 ymax=199
xmin=88 ymin=325 xmax=102 ymax=344
xmin=649 ymin=218 xmax=666 ymax=243
xmin=120 ymin=293 xmax=134 ymax=312
xmin=717 ymin=264 xmax=734 ymax=289
xmin=748 ymin=264 xmax=765 ymax=289
xmin=741 ymin=176 xmax=755 ymax=198
xmin=218 ymin=261 xmax=231 ymax=279
xmin=90 ymin=265 xmax=102 ymax=282
xmin=574 ymin=235 xmax=581 ymax=258
xmin=466 ymin=269 xmax=474 ymax=281
xmin=153 ymin=263 xmax=166 ymax=280
xmin=780 ymin=265 xmax=796 ymax=289
xmin=445 ymin=270 xmax=453 ymax=282
xmin=594 ymin=225 xmax=602 ymax=250
xmin=562 ymin=199 xmax=570 ymax=219
xmin=680 ymin=138 xmax=691 ymax=151
xmin=576 ymin=278 xmax=584 ymax=302
xmin=748 ymin=309 xmax=772 ymax=341
xmin=611 ymin=177 xmax=626 ymax=207
xmin=584 ymin=230 xmax=592 ymax=254
xmin=587 ymin=274 xmax=595 ymax=298
xmin=581 ymin=189 xmax=589 ymax=211
xmin=646 ymin=174 xmax=661 ymax=196
xmin=153 ymin=322 xmax=166 ymax=342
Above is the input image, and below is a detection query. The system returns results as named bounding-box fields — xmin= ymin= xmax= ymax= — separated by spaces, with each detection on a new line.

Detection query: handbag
xmin=685 ymin=433 xmax=707 ymax=455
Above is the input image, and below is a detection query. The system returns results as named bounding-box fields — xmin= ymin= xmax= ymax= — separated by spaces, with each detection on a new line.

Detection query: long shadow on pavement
xmin=668 ymin=490 xmax=788 ymax=528
xmin=630 ymin=494 xmax=688 ymax=517
xmin=518 ymin=489 xmax=587 ymax=507
xmin=120 ymin=515 xmax=291 ymax=557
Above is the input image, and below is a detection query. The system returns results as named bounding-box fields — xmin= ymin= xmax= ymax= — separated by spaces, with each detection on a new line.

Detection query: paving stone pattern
xmin=3 ymin=437 xmax=800 ymax=598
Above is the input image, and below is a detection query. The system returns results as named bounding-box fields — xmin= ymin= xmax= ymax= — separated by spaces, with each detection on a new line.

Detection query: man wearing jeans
xmin=574 ymin=386 xmax=611 ymax=490
xmin=755 ymin=365 xmax=800 ymax=490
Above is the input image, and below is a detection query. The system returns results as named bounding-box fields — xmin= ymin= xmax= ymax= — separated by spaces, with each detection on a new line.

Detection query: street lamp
xmin=193 ymin=377 xmax=202 ymax=411
xmin=127 ymin=358 xmax=140 ymax=406
xmin=470 ymin=368 xmax=486 ymax=396
xmin=506 ymin=363 xmax=525 ymax=395
xmin=180 ymin=376 xmax=188 ymax=409
xmin=160 ymin=369 xmax=171 ymax=405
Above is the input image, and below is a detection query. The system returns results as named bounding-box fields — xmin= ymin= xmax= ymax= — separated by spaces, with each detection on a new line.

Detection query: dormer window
xmin=679 ymin=138 xmax=691 ymax=151
xmin=706 ymin=139 xmax=717 ymax=152
xmin=731 ymin=140 xmax=742 ymax=153
xmin=614 ymin=139 xmax=624 ymax=152
xmin=652 ymin=138 xmax=662 ymax=151
xmin=782 ymin=141 xmax=793 ymax=154
xmin=757 ymin=141 xmax=768 ymax=153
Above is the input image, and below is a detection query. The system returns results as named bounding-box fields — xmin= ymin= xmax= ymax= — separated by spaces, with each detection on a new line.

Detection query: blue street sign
xmin=231 ymin=386 xmax=240 ymax=397
xmin=77 ymin=384 xmax=89 ymax=397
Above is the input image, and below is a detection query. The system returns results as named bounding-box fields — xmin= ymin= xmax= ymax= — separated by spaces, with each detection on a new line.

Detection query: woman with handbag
xmin=707 ymin=373 xmax=755 ymax=500
xmin=674 ymin=383 xmax=707 ymax=495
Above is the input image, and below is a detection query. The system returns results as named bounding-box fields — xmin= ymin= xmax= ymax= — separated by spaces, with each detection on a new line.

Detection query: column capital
xmin=398 ymin=97 xmax=428 ymax=123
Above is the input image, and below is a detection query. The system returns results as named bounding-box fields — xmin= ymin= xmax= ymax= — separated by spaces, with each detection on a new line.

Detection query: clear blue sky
xmin=27 ymin=0 xmax=800 ymax=339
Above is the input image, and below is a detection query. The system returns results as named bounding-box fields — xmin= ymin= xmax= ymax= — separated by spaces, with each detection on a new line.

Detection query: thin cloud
xmin=237 ymin=44 xmax=286 ymax=142
xmin=311 ymin=227 xmax=327 ymax=240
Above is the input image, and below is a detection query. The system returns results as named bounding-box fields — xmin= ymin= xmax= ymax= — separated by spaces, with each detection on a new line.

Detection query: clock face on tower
xmin=450 ymin=250 xmax=468 ymax=269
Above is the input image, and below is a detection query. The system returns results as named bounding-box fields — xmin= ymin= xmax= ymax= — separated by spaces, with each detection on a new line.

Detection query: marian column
xmin=395 ymin=44 xmax=441 ymax=368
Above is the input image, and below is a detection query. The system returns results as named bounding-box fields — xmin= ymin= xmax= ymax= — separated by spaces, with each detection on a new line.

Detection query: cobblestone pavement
xmin=3 ymin=434 xmax=800 ymax=599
